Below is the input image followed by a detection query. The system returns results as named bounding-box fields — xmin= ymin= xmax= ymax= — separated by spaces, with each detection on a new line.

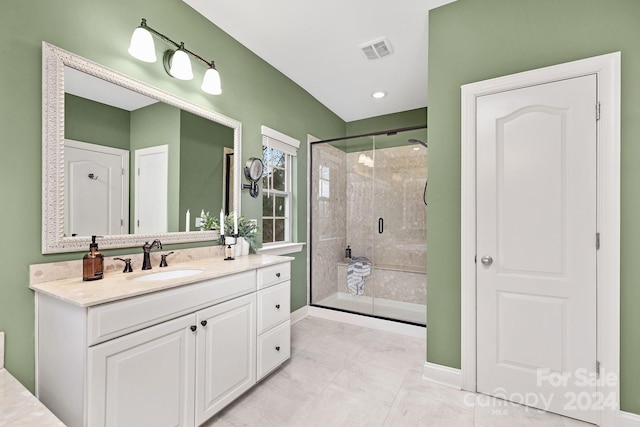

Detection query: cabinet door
xmin=195 ymin=293 xmax=256 ymax=424
xmin=87 ymin=314 xmax=196 ymax=427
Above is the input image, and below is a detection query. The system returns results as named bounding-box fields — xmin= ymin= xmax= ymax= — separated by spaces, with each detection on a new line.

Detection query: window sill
xmin=257 ymin=242 xmax=305 ymax=256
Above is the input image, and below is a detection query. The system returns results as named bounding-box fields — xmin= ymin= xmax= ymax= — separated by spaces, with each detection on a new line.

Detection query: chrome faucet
xmin=141 ymin=240 xmax=162 ymax=270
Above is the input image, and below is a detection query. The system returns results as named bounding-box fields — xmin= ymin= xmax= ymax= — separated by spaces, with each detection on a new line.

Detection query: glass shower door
xmin=371 ymin=129 xmax=428 ymax=324
xmin=310 ymin=136 xmax=375 ymax=316
xmin=309 ymin=127 xmax=427 ymax=325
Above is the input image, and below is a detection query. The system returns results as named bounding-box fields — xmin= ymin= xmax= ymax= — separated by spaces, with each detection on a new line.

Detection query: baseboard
xmin=290 ymin=306 xmax=309 ymax=324
xmin=619 ymin=410 xmax=640 ymax=427
xmin=422 ymin=361 xmax=462 ymax=390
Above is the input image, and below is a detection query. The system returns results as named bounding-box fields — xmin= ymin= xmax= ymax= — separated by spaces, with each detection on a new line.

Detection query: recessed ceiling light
xmin=372 ymin=91 xmax=386 ymax=99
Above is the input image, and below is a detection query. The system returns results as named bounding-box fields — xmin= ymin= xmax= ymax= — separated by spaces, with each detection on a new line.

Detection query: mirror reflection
xmin=42 ymin=42 xmax=241 ymax=253
xmin=64 ymin=67 xmax=234 ymax=237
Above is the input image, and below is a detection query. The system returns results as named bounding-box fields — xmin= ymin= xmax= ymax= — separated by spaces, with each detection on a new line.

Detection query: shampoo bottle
xmin=83 ymin=235 xmax=104 ymax=281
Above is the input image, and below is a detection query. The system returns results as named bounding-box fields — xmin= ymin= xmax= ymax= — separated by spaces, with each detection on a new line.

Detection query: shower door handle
xmin=378 ymin=218 xmax=383 ymax=234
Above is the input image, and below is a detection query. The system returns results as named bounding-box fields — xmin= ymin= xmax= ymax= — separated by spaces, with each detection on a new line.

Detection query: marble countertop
xmin=30 ymin=254 xmax=293 ymax=308
xmin=0 ymin=369 xmax=65 ymax=426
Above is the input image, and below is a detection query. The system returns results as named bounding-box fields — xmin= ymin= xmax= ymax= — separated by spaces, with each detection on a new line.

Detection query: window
xmin=261 ymin=126 xmax=299 ymax=245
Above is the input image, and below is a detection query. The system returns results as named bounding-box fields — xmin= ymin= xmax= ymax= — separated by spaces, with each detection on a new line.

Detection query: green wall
xmin=346 ymin=107 xmax=427 ymax=136
xmin=427 ymin=0 xmax=640 ymax=414
xmin=0 ymin=0 xmax=345 ymax=392
xmin=179 ymin=109 xmax=234 ymax=230
xmin=65 ymin=94 xmax=131 ymax=149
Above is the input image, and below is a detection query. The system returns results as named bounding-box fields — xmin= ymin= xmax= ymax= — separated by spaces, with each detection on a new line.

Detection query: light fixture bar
xmin=130 ymin=18 xmax=221 ymax=94
xmin=139 ymin=19 xmax=212 ymax=69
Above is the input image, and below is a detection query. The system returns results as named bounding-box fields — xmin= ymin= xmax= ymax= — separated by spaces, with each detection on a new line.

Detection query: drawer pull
xmin=276 ymin=272 xmax=281 ymax=278
xmin=190 ymin=325 xmax=197 ymax=332
xmin=275 ymin=304 xmax=280 ymax=310
xmin=200 ymin=320 xmax=207 ymax=327
xmin=275 ymin=346 xmax=281 ymax=352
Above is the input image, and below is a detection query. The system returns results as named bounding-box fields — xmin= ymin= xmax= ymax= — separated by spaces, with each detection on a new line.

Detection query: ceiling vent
xmin=359 ymin=37 xmax=393 ymax=60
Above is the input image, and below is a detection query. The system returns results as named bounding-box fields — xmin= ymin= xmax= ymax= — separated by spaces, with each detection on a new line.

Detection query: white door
xmin=476 ymin=75 xmax=597 ymax=423
xmin=135 ymin=145 xmax=168 ymax=234
xmin=87 ymin=314 xmax=196 ymax=427
xmin=64 ymin=140 xmax=128 ymax=236
xmin=195 ymin=293 xmax=256 ymax=425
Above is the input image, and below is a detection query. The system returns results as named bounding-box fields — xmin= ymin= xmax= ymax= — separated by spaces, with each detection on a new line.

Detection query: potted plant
xmin=201 ymin=211 xmax=258 ymax=255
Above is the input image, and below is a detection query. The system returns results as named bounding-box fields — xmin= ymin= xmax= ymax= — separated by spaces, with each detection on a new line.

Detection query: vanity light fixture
xmin=128 ymin=18 xmax=222 ymax=94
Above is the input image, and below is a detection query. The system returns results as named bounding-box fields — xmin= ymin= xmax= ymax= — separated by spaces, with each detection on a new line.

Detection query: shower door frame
xmin=308 ymin=125 xmax=427 ymax=326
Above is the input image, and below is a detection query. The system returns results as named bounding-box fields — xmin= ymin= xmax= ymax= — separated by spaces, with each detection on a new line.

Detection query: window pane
xmin=263 ymin=194 xmax=274 ymax=215
xmin=263 ymin=219 xmax=273 ymax=243
xmin=273 ymin=169 xmax=285 ymax=191
xmin=275 ymin=196 xmax=285 ymax=216
xmin=263 ymin=147 xmax=285 ymax=168
xmin=271 ymin=149 xmax=285 ymax=167
xmin=275 ymin=219 xmax=285 ymax=242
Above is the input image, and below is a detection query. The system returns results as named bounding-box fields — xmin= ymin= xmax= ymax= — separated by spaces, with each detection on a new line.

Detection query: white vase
xmin=234 ymin=237 xmax=250 ymax=257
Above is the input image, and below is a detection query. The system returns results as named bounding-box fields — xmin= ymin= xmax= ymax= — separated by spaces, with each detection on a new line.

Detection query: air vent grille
xmin=359 ymin=37 xmax=393 ymax=60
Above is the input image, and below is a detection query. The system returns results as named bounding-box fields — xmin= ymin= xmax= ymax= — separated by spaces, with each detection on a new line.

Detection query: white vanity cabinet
xmin=33 ymin=257 xmax=291 ymax=427
xmin=87 ymin=312 xmax=197 ymax=427
xmin=194 ymin=293 xmax=256 ymax=424
xmin=256 ymin=265 xmax=291 ymax=380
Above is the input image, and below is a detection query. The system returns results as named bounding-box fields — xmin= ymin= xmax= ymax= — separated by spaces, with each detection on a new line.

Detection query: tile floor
xmin=205 ymin=317 xmax=592 ymax=427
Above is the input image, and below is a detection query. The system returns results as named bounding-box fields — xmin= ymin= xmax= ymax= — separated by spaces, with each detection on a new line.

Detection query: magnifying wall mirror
xmin=42 ymin=42 xmax=242 ymax=253
xmin=243 ymin=157 xmax=264 ymax=197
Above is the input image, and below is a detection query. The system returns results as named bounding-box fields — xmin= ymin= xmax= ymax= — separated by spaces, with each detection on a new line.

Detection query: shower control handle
xmin=480 ymin=255 xmax=494 ymax=266
xmin=378 ymin=218 xmax=384 ymax=234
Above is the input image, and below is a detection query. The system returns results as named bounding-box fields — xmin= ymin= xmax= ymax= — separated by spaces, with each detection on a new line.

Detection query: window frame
xmin=262 ymin=145 xmax=292 ymax=245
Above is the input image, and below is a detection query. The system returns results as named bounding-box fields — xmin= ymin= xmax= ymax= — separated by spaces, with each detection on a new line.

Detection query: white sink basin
xmin=130 ymin=269 xmax=204 ymax=282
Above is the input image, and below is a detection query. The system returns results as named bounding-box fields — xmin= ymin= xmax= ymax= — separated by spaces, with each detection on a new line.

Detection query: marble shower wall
xmin=311 ymin=143 xmax=427 ymax=306
xmin=311 ymin=143 xmax=347 ymax=303
xmin=346 ymin=145 xmax=427 ymax=270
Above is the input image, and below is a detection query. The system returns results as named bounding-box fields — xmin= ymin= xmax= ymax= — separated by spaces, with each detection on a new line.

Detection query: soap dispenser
xmin=83 ymin=235 xmax=104 ymax=281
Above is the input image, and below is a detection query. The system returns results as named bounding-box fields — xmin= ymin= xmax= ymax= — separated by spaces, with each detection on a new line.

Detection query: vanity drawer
xmin=256 ymin=262 xmax=290 ymax=290
xmin=257 ymin=281 xmax=290 ymax=334
xmin=87 ymin=270 xmax=256 ymax=346
xmin=257 ymin=319 xmax=290 ymax=380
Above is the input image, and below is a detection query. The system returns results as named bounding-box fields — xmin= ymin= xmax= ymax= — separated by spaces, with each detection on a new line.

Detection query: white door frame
xmin=461 ymin=52 xmax=620 ymax=426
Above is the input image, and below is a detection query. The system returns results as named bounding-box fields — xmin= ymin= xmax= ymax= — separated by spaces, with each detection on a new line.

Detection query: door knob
xmin=480 ymin=255 xmax=493 ymax=266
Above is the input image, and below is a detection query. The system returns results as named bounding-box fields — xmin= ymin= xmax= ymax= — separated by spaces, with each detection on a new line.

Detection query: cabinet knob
xmin=275 ymin=304 xmax=280 ymax=310
xmin=200 ymin=320 xmax=208 ymax=327
xmin=275 ymin=346 xmax=280 ymax=352
xmin=190 ymin=325 xmax=197 ymax=332
xmin=276 ymin=272 xmax=281 ymax=278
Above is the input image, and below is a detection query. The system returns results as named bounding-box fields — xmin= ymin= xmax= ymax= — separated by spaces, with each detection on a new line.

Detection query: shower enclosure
xmin=309 ymin=127 xmax=427 ymax=325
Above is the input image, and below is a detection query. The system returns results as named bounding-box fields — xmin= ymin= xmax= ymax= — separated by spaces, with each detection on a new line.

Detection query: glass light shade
xmin=201 ymin=67 xmax=222 ymax=95
xmin=128 ymin=27 xmax=156 ymax=63
xmin=169 ymin=49 xmax=193 ymax=80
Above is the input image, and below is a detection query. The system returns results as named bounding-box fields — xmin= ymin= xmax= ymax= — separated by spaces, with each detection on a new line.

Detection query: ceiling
xmin=183 ymin=0 xmax=456 ymax=122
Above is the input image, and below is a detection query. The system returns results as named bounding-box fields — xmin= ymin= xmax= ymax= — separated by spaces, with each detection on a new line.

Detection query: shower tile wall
xmin=311 ymin=143 xmax=347 ymax=303
xmin=346 ymin=145 xmax=427 ymax=270
xmin=312 ymin=143 xmax=427 ymax=306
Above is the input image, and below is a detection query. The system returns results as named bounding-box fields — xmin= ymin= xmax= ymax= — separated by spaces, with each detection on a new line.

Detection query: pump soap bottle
xmin=83 ymin=235 xmax=104 ymax=281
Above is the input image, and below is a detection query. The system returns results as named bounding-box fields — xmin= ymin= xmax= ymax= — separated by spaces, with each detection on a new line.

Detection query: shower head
xmin=408 ymin=139 xmax=428 ymax=148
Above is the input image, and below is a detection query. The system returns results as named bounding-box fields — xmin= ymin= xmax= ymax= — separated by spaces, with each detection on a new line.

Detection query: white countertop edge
xmin=0 ymin=368 xmax=65 ymax=426
xmin=30 ymin=254 xmax=294 ymax=308
xmin=257 ymin=242 xmax=305 ymax=256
